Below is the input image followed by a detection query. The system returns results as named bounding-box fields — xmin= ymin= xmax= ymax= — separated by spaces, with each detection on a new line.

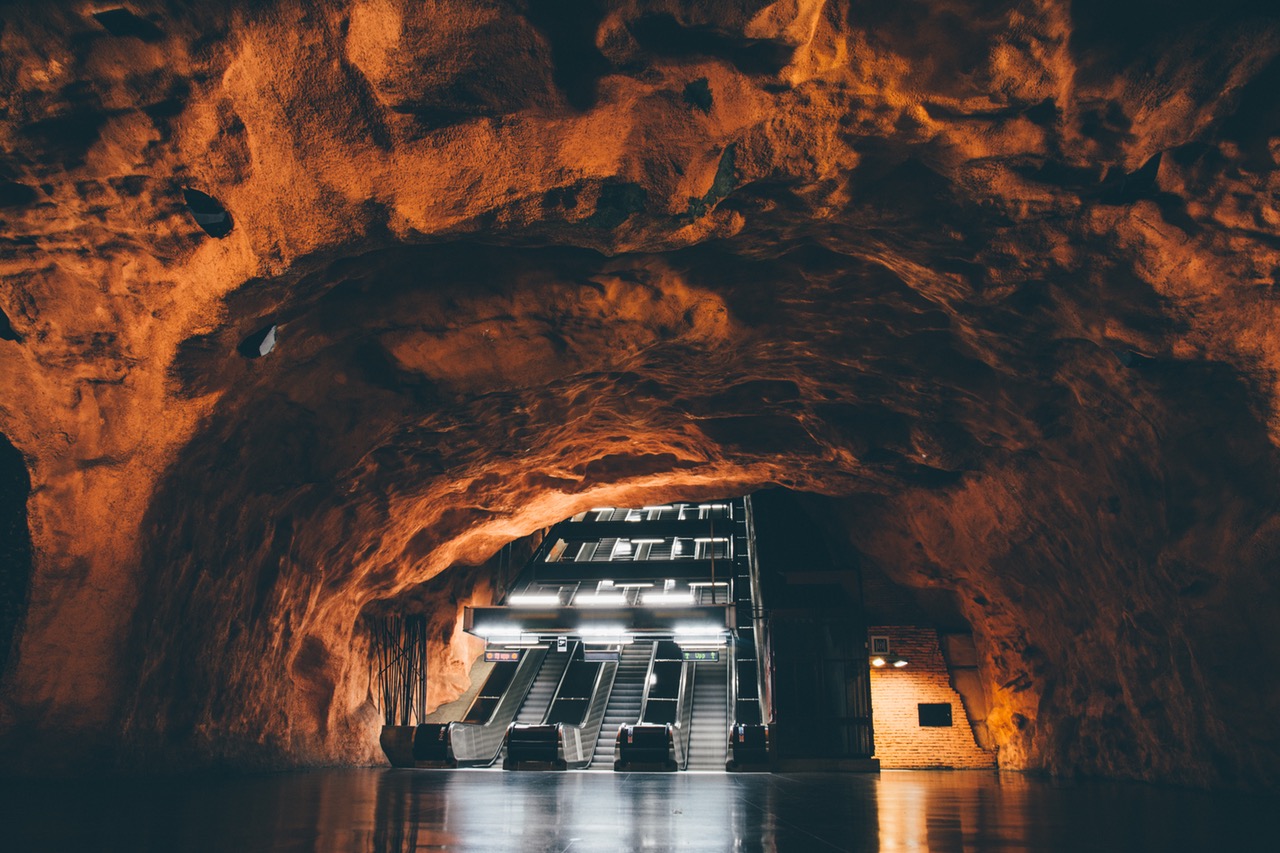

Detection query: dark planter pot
xmin=380 ymin=725 xmax=416 ymax=767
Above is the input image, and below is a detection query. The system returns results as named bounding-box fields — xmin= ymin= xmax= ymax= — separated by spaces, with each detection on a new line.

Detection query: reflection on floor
xmin=2 ymin=768 xmax=1277 ymax=852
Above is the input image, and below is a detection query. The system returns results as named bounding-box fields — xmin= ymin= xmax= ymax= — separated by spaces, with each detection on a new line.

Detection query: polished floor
xmin=2 ymin=768 xmax=1276 ymax=852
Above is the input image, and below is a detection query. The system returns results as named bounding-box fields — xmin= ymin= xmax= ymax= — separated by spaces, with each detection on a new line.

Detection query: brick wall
xmin=868 ymin=625 xmax=995 ymax=769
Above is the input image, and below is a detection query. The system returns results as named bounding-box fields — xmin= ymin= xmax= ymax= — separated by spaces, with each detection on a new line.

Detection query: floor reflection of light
xmin=10 ymin=767 xmax=1276 ymax=851
xmin=878 ymin=771 xmax=931 ymax=851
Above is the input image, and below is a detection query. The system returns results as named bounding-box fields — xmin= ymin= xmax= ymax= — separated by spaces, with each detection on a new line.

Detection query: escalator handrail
xmin=540 ymin=640 xmax=582 ymax=724
xmin=634 ymin=640 xmax=662 ymax=722
xmin=557 ymin=658 xmax=618 ymax=767
xmin=673 ymin=658 xmax=696 ymax=770
xmin=447 ymin=645 xmax=549 ymax=765
xmin=727 ymin=631 xmax=737 ymax=728
xmin=725 ymin=637 xmax=737 ymax=758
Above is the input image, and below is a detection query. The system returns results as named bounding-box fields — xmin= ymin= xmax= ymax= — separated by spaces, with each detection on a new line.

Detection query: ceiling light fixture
xmin=506 ymin=594 xmax=562 ymax=607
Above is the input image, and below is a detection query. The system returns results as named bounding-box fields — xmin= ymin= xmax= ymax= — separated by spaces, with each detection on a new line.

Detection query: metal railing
xmin=742 ymin=494 xmax=774 ymax=726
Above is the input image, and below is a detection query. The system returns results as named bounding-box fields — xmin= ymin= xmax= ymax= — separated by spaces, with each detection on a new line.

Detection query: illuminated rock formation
xmin=0 ymin=0 xmax=1277 ymax=786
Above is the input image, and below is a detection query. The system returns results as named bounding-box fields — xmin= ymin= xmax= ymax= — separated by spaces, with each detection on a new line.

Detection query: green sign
xmin=682 ymin=650 xmax=719 ymax=662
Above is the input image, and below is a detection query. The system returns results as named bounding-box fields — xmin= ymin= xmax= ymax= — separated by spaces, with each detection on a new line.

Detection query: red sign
xmin=485 ymin=650 xmax=521 ymax=662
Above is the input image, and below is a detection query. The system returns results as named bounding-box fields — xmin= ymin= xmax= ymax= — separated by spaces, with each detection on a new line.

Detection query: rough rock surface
xmin=1 ymin=0 xmax=1278 ymax=787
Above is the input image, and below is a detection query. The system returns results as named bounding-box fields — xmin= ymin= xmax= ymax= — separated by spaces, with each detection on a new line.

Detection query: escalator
xmin=685 ymin=657 xmax=728 ymax=770
xmin=413 ymin=646 xmax=548 ymax=768
xmin=504 ymin=643 xmax=619 ymax=769
xmin=586 ymin=641 xmax=653 ymax=770
xmin=513 ymin=643 xmax=575 ymax=725
xmin=615 ymin=641 xmax=695 ymax=771
xmin=440 ymin=495 xmax=775 ymax=774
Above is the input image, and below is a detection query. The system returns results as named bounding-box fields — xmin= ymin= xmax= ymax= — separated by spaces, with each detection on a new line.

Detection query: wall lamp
xmin=871 ymin=655 xmax=909 ymax=668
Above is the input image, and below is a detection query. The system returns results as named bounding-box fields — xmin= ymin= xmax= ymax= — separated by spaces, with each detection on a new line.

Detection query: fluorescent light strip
xmin=507 ymin=594 xmax=562 ymax=606
xmin=580 ymin=626 xmax=634 ymax=644
xmin=642 ymin=593 xmax=695 ymax=606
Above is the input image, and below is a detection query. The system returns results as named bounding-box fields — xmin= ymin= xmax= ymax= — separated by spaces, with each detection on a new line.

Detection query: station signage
xmin=681 ymin=650 xmax=719 ymax=662
xmin=484 ymin=650 xmax=521 ymax=662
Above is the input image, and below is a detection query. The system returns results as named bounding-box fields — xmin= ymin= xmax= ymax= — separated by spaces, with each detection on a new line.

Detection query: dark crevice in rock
xmin=182 ymin=188 xmax=234 ymax=238
xmin=587 ymin=182 xmax=647 ymax=228
xmin=1069 ymin=0 xmax=1275 ymax=71
xmin=0 ymin=182 xmax=38 ymax=208
xmin=523 ymin=0 xmax=610 ymax=110
xmin=0 ymin=433 xmax=32 ymax=678
xmin=0 ymin=307 xmax=20 ymax=343
xmin=1099 ymin=152 xmax=1163 ymax=205
xmin=627 ymin=15 xmax=795 ymax=75
xmin=1023 ymin=97 xmax=1059 ymax=126
xmin=682 ymin=78 xmax=713 ymax=113
xmin=22 ymin=109 xmax=110 ymax=171
xmin=1220 ymin=53 xmax=1280 ymax=173
xmin=92 ymin=8 xmax=164 ymax=42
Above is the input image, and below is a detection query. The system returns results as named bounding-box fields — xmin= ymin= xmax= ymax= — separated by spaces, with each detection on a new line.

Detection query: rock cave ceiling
xmin=1 ymin=0 xmax=1279 ymax=787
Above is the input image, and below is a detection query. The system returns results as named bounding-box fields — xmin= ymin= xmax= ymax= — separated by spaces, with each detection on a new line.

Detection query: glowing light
xmin=674 ymin=625 xmax=725 ymax=646
xmin=677 ymin=636 xmax=724 ymax=647
xmin=580 ymin=625 xmax=633 ymax=644
xmin=507 ymin=594 xmax=562 ymax=606
xmin=642 ymin=592 xmax=695 ymax=606
xmin=871 ymin=657 xmax=887 ymax=667
xmin=893 ymin=657 xmax=909 ymax=668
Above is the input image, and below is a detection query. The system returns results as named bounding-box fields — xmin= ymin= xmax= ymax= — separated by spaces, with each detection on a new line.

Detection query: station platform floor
xmin=3 ymin=767 xmax=1277 ymax=851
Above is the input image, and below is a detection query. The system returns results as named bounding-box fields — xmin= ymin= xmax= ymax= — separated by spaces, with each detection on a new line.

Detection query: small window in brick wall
xmin=871 ymin=636 xmax=890 ymax=655
xmin=918 ymin=703 xmax=953 ymax=727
